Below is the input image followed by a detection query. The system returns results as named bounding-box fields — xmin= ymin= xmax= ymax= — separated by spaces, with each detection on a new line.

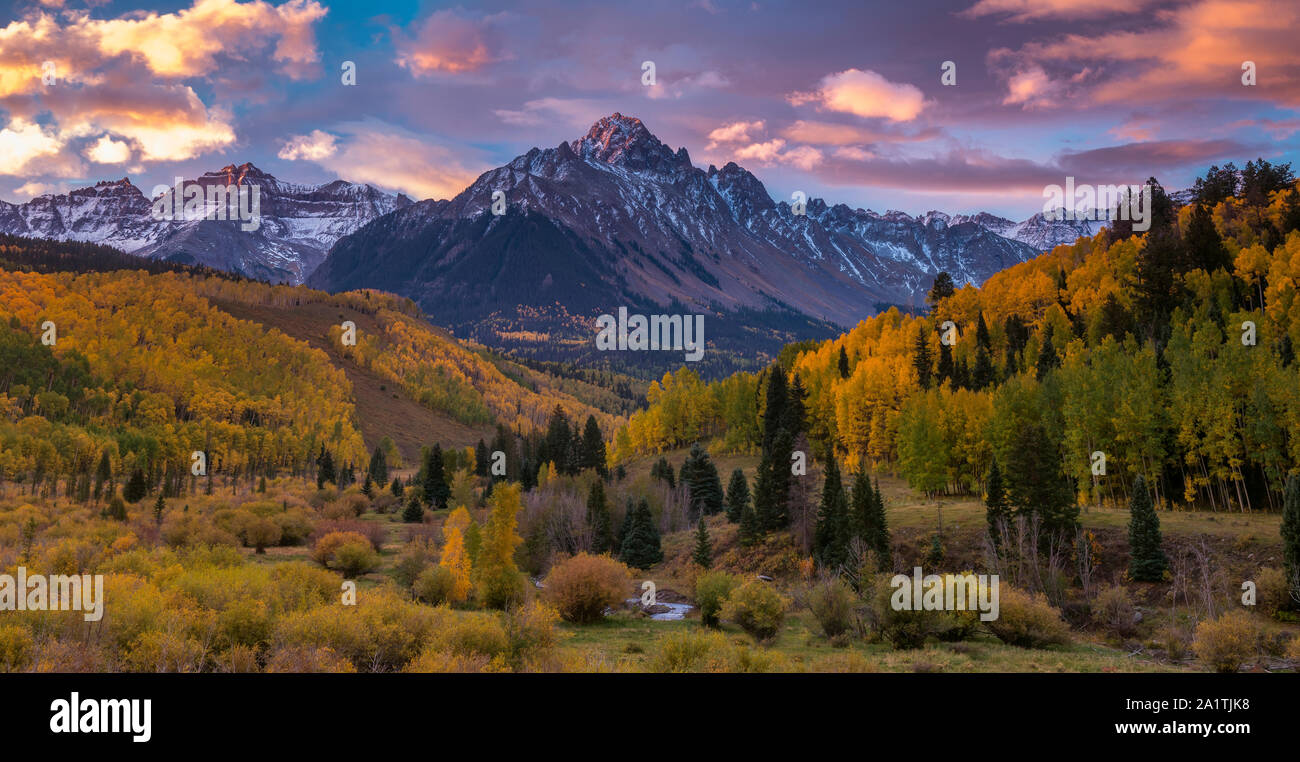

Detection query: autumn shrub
xmin=273 ymin=509 xmax=314 ymax=546
xmin=650 ymin=629 xmax=787 ymax=673
xmin=393 ymin=541 xmax=432 ymax=589
xmin=695 ymin=570 xmax=740 ymax=628
xmin=543 ymin=553 xmax=631 ymax=624
xmin=720 ymin=580 xmax=789 ymax=642
xmin=1092 ymin=585 xmax=1138 ymax=637
xmin=124 ymin=630 xmax=206 ymax=672
xmin=427 ymin=612 xmax=510 ymax=660
xmin=245 ymin=517 xmax=282 ymax=553
xmin=1193 ymin=610 xmax=1261 ymax=673
xmin=160 ymin=513 xmax=237 ymax=548
xmin=478 ymin=566 xmax=527 ymax=610
xmin=1254 ymin=567 xmax=1291 ymax=617
xmin=0 ymin=624 xmax=34 ymax=672
xmin=311 ymin=530 xmax=371 ymax=566
xmin=216 ymin=597 xmax=273 ymax=649
xmin=864 ymin=575 xmax=945 ymax=650
xmin=404 ymin=649 xmax=495 ymax=673
xmin=985 ymin=587 xmax=1070 ymax=648
xmin=265 ymin=645 xmax=356 ymax=673
xmin=341 ymin=492 xmax=370 ymax=517
xmin=310 ymin=520 xmax=385 ymax=550
xmin=413 ymin=566 xmax=457 ymax=605
xmin=506 ymin=600 xmax=561 ymax=669
xmin=806 ymin=575 xmax=857 ymax=638
xmin=330 ymin=539 xmax=380 ymax=578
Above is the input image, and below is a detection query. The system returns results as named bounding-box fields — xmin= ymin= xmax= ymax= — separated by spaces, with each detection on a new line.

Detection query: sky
xmin=1 ymin=0 xmax=1298 ymax=219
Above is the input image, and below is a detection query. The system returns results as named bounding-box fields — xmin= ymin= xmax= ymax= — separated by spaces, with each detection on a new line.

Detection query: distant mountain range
xmin=0 ymin=164 xmax=408 ymax=284
xmin=0 ymin=113 xmax=1112 ymax=373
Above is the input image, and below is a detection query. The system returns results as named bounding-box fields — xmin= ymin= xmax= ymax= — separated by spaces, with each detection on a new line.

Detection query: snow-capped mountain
xmin=0 ymin=164 xmax=409 ymax=284
xmin=312 ymin=114 xmax=1096 ymax=340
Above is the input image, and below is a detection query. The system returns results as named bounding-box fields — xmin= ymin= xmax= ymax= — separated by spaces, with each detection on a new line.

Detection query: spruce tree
xmin=936 ymin=341 xmax=954 ymax=386
xmin=763 ymin=429 xmax=794 ymax=530
xmin=865 ymin=477 xmax=891 ymax=569
xmin=1280 ymin=473 xmax=1300 ymax=606
xmin=683 ymin=443 xmax=724 ymax=517
xmin=153 ymin=493 xmax=166 ymax=526
xmin=1036 ymin=327 xmax=1059 ymax=380
xmin=913 ymin=327 xmax=933 ymax=389
xmin=367 ymin=446 xmax=388 ymax=485
xmin=581 ymin=415 xmax=608 ymax=477
xmin=1004 ymin=423 xmax=1077 ymax=536
xmin=1127 ymin=476 xmax=1168 ymax=581
xmin=761 ymin=366 xmax=789 ymax=454
xmin=390 ymin=477 xmax=404 ymax=498
xmin=837 ymin=345 xmax=850 ymax=378
xmin=123 ymin=468 xmax=148 ymax=503
xmin=739 ymin=502 xmax=761 ymax=546
xmin=784 ymin=373 xmax=807 ymax=436
xmin=620 ymin=499 xmax=663 ymax=569
xmin=402 ymin=493 xmax=424 ymax=523
xmin=475 ymin=439 xmax=490 ymax=477
xmin=692 ymin=518 xmax=713 ymax=569
xmin=813 ymin=454 xmax=849 ymax=569
xmin=316 ymin=447 xmax=335 ymax=489
xmin=424 ymin=444 xmax=450 ymax=510
xmin=651 ymin=457 xmax=675 ymax=488
xmin=985 ymin=457 xmax=1009 ymax=548
xmin=361 ymin=474 xmax=373 ymax=498
xmin=586 ymin=480 xmax=614 ymax=554
xmin=725 ymin=468 xmax=750 ymax=523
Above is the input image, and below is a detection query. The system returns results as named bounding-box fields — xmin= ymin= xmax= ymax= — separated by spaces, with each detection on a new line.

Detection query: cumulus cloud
xmin=85 ymin=134 xmax=131 ymax=164
xmin=0 ymin=119 xmax=63 ymax=175
xmin=278 ymin=130 xmax=338 ymax=161
xmin=705 ymin=119 xmax=764 ymax=148
xmin=394 ymin=8 xmax=512 ymax=75
xmin=789 ymin=69 xmax=927 ymax=122
xmin=1001 ymin=65 xmax=1059 ymax=108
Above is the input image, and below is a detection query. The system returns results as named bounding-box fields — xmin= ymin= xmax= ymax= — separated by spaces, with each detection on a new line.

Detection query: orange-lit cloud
xmin=788 ymin=69 xmax=927 ymax=122
xmin=395 ymin=8 xmax=511 ymax=75
xmin=961 ymin=0 xmax=1158 ymax=22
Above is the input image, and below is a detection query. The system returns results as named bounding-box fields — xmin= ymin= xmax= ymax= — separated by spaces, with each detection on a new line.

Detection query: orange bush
xmin=543 ymin=553 xmax=631 ymax=624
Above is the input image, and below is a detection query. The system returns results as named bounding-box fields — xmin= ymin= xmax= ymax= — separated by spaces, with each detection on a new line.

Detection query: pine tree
xmin=837 ymin=345 xmax=850 ymax=378
xmin=985 ymin=457 xmax=1009 ymax=548
xmin=390 ymin=477 xmax=404 ymax=498
xmin=367 ymin=446 xmax=388 ymax=485
xmin=1036 ymin=327 xmax=1059 ymax=380
xmin=784 ymin=373 xmax=807 ymax=436
xmin=361 ymin=474 xmax=373 ymax=498
xmin=1184 ymin=203 xmax=1231 ymax=273
xmin=813 ymin=454 xmax=849 ymax=569
xmin=153 ymin=493 xmax=166 ymax=526
xmin=1005 ymin=424 xmax=1077 ymax=536
xmin=865 ymin=477 xmax=891 ymax=569
xmin=739 ymin=502 xmax=761 ymax=546
xmin=972 ymin=312 xmax=994 ymax=390
xmin=1127 ymin=476 xmax=1168 ymax=581
xmin=424 ymin=444 xmax=450 ymax=510
xmin=913 ymin=327 xmax=933 ymax=389
xmin=725 ymin=468 xmax=750 ymax=523
xmin=581 ymin=415 xmax=608 ymax=477
xmin=402 ymin=493 xmax=424 ymax=523
xmin=936 ymin=340 xmax=954 ymax=386
xmin=586 ymin=479 xmax=614 ymax=554
xmin=692 ymin=518 xmax=713 ymax=569
xmin=123 ymin=468 xmax=148 ymax=503
xmin=761 ymin=366 xmax=789 ymax=454
xmin=475 ymin=439 xmax=490 ymax=477
xmin=93 ymin=450 xmax=111 ymax=502
xmin=926 ymin=271 xmax=955 ymax=314
xmin=1280 ymin=473 xmax=1300 ymax=606
xmin=650 ymin=457 xmax=675 ymax=488
xmin=620 ymin=499 xmax=663 ymax=569
xmin=682 ymin=443 xmax=724 ymax=517
xmin=760 ymin=429 xmax=794 ymax=530
xmin=316 ymin=447 xmax=335 ymax=489
xmin=542 ymin=405 xmax=571 ymax=472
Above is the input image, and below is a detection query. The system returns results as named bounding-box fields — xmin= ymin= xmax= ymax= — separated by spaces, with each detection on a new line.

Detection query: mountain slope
xmin=0 ymin=164 xmax=409 ymax=285
xmin=311 ymin=114 xmax=1085 ymax=372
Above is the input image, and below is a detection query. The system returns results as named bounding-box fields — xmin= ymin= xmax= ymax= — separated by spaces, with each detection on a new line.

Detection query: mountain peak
xmin=204 ymin=162 xmax=274 ymax=185
xmin=570 ymin=113 xmax=682 ymax=172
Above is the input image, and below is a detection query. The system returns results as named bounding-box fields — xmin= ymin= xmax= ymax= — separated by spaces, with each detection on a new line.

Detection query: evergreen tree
xmin=257 ymin=476 xmax=267 ymax=494
xmin=475 ymin=439 xmax=489 ymax=477
xmin=581 ymin=415 xmax=608 ymax=477
xmin=837 ymin=345 xmax=850 ymax=378
xmin=1004 ymin=424 xmax=1077 ymax=536
xmin=692 ymin=518 xmax=713 ymax=569
xmin=936 ymin=340 xmax=954 ymax=386
xmin=1036 ymin=327 xmax=1059 ymax=380
xmin=813 ymin=454 xmax=849 ymax=569
xmin=390 ymin=477 xmax=404 ymax=498
xmin=739 ymin=502 xmax=761 ymax=546
xmin=985 ymin=457 xmax=1009 ymax=548
xmin=972 ymin=312 xmax=994 ymax=390
xmin=424 ymin=444 xmax=450 ymax=510
xmin=107 ymin=496 xmax=127 ymax=521
xmin=153 ymin=493 xmax=166 ymax=526
xmin=402 ymin=493 xmax=424 ymax=523
xmin=542 ymin=405 xmax=571 ymax=472
xmin=1184 ymin=203 xmax=1231 ymax=273
xmin=913 ymin=327 xmax=933 ymax=389
xmin=93 ymin=450 xmax=111 ymax=502
xmin=725 ymin=468 xmax=750 ymax=523
xmin=1127 ymin=476 xmax=1168 ymax=582
xmin=361 ymin=474 xmax=373 ymax=498
xmin=682 ymin=443 xmax=724 ymax=517
xmin=926 ymin=271 xmax=955 ymax=314
xmin=761 ymin=366 xmax=789 ymax=453
xmin=123 ymin=468 xmax=148 ymax=503
xmin=620 ymin=499 xmax=663 ymax=569
xmin=784 ymin=373 xmax=807 ymax=436
xmin=315 ymin=447 xmax=335 ymax=489
xmin=650 ymin=457 xmax=676 ymax=488
xmin=865 ymin=477 xmax=891 ymax=569
xmin=760 ymin=429 xmax=794 ymax=530
xmin=367 ymin=446 xmax=388 ymax=485
xmin=586 ymin=479 xmax=614 ymax=554
xmin=1281 ymin=473 xmax=1300 ymax=607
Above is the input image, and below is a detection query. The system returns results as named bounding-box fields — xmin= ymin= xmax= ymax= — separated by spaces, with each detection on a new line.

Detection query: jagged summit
xmin=570 ymin=113 xmax=685 ymax=173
